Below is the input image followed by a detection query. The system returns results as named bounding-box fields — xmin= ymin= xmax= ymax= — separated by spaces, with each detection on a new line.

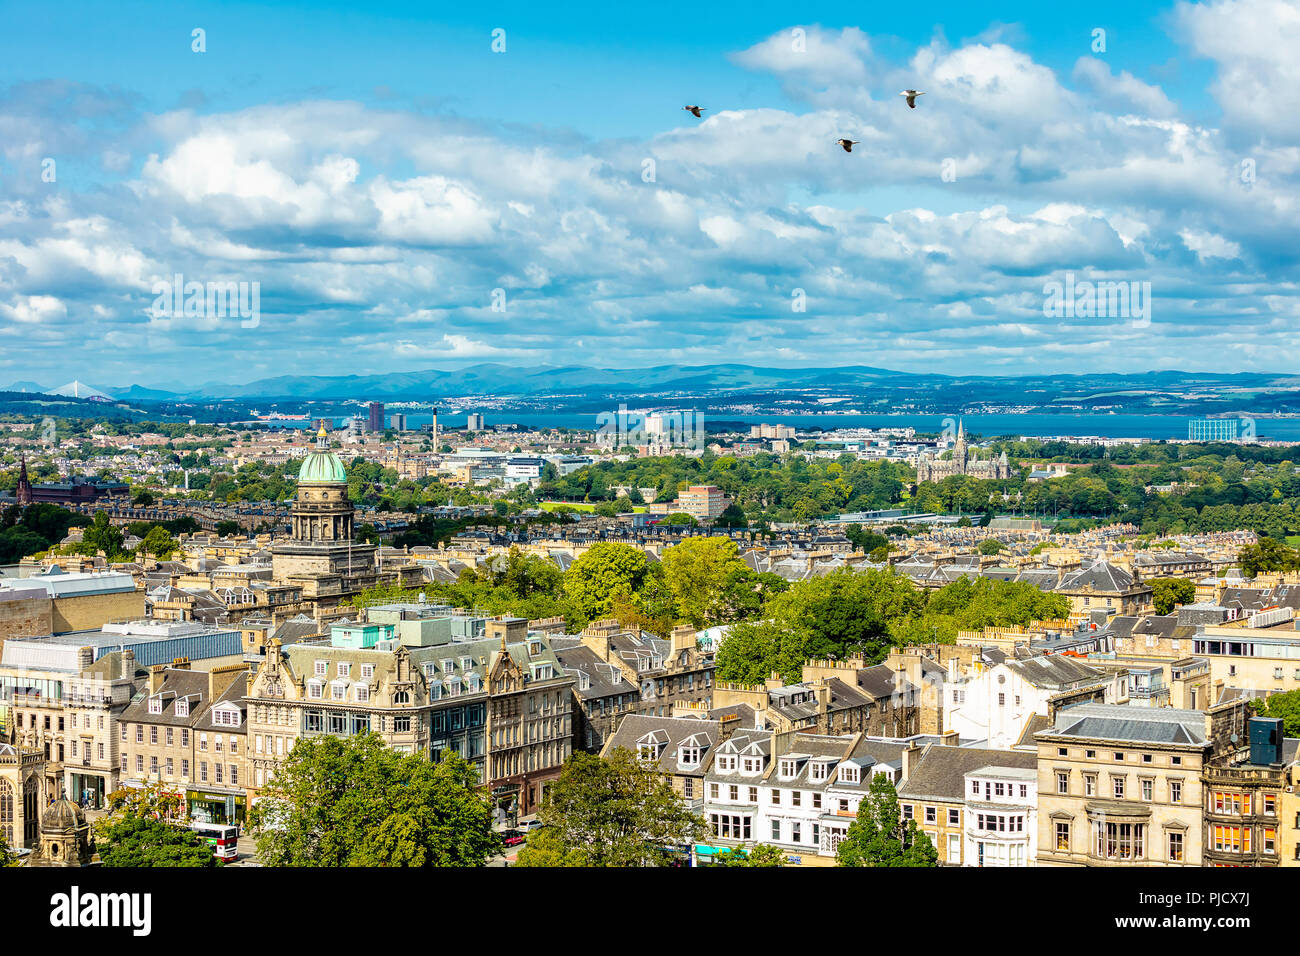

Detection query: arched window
xmin=0 ymin=779 xmax=13 ymax=850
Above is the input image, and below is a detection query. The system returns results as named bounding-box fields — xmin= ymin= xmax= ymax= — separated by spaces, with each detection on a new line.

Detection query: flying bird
xmin=683 ymin=105 xmax=706 ymax=118
xmin=900 ymin=90 xmax=925 ymax=109
xmin=836 ymin=139 xmax=859 ymax=153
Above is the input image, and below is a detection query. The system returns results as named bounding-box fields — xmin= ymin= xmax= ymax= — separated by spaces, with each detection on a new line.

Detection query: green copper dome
xmin=298 ymin=449 xmax=347 ymax=484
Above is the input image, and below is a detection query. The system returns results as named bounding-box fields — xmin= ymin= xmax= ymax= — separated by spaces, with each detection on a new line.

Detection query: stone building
xmin=485 ymin=618 xmax=575 ymax=820
xmin=268 ymin=421 xmax=423 ymax=611
xmin=0 ymin=740 xmax=43 ymax=851
xmin=1034 ymin=699 xmax=1250 ymax=866
xmin=915 ymin=421 xmax=1013 ymax=484
xmin=553 ymin=621 xmax=714 ymax=752
xmin=1054 ymin=559 xmax=1154 ymax=620
xmin=118 ymin=661 xmax=249 ymax=825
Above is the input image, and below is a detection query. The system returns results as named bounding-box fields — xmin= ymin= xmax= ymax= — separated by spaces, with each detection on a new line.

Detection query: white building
xmin=963 ymin=765 xmax=1038 ymax=866
xmin=701 ymin=731 xmax=910 ymax=866
xmin=944 ymin=655 xmax=1118 ymax=749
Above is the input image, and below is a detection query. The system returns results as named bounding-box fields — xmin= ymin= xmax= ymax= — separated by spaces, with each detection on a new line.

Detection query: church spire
xmin=16 ymin=453 xmax=33 ymax=506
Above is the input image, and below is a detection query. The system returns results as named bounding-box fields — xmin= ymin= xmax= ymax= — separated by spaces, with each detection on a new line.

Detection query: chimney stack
xmin=901 ymin=740 xmax=923 ymax=781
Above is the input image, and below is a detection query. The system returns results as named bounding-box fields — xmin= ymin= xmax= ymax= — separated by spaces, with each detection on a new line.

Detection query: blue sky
xmin=0 ymin=0 xmax=1296 ymax=390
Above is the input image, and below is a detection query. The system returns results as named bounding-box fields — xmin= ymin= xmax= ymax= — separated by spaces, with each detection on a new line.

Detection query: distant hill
xmin=176 ymin=363 xmax=917 ymax=400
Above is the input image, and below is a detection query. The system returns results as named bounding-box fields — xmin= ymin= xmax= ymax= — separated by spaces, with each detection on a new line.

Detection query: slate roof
xmin=898 ymin=745 xmax=1037 ymax=802
xmin=553 ymin=644 xmax=628 ymax=699
xmin=1004 ymin=654 xmax=1105 ymax=689
xmin=603 ymin=714 xmax=720 ymax=774
xmin=1056 ymin=560 xmax=1137 ymax=593
xmin=1043 ymin=703 xmax=1207 ymax=746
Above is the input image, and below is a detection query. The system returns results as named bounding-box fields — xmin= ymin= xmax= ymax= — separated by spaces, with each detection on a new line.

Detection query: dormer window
xmin=679 ymin=746 xmax=701 ymax=768
xmin=361 ymin=663 xmax=374 ymax=680
xmin=175 ymin=698 xmax=190 ymax=718
xmin=337 ymin=662 xmax=350 ymax=678
xmin=354 ymin=684 xmax=370 ymax=702
xmin=148 ymin=697 xmax=162 ymax=715
xmin=810 ymin=762 xmax=830 ymax=782
xmin=212 ymin=706 xmax=241 ymax=727
xmin=441 ymin=659 xmax=455 ymax=673
xmin=307 ymin=680 xmax=323 ymax=700
xmin=533 ymin=663 xmax=554 ymax=681
xmin=779 ymin=759 xmax=797 ymax=780
xmin=839 ymin=765 xmax=860 ymax=784
xmin=717 ymin=755 xmax=736 ymax=772
xmin=314 ymin=660 xmax=327 ymax=677
xmin=637 ymin=733 xmax=667 ymax=763
xmin=741 ymin=757 xmax=761 ymax=775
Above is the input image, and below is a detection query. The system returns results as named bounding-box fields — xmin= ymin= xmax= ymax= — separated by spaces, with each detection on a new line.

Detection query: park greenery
xmin=836 ymin=773 xmax=938 ymax=868
xmin=715 ymin=571 xmax=1069 ymax=684
xmin=529 ymin=440 xmax=1300 ymax=536
xmin=514 ymin=749 xmax=707 ymax=867
xmin=0 ymin=502 xmax=88 ymax=564
xmin=248 ymin=733 xmax=497 ymax=867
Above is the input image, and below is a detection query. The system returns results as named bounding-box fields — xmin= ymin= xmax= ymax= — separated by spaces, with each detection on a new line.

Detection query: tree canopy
xmin=248 ymin=733 xmax=497 ymax=867
xmin=514 ymin=749 xmax=707 ymax=867
xmin=1150 ymin=577 xmax=1196 ymax=615
xmin=836 ymin=773 xmax=938 ymax=868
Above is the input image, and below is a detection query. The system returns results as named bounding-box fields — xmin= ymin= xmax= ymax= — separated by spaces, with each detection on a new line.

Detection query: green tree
xmin=1150 ymin=577 xmax=1196 ymax=615
xmin=514 ymin=749 xmax=707 ymax=867
xmin=1254 ymin=690 xmax=1300 ymax=738
xmin=715 ymin=620 xmax=796 ymax=685
xmin=93 ymin=782 xmax=212 ymax=867
xmin=660 ymin=536 xmax=757 ymax=629
xmin=715 ymin=843 xmax=787 ymax=866
xmin=248 ymin=733 xmax=497 ymax=867
xmin=97 ymin=815 xmax=217 ymax=867
xmin=139 ymin=524 xmax=179 ymax=559
xmin=82 ymin=511 xmax=124 ymax=557
xmin=563 ymin=542 xmax=652 ymax=623
xmin=1238 ymin=537 xmax=1300 ymax=577
xmin=977 ymin=539 xmax=1003 ymax=555
xmin=836 ymin=773 xmax=938 ymax=868
xmin=845 ymin=523 xmax=888 ymax=554
xmin=764 ymin=568 xmax=925 ymax=674
xmin=214 ymin=519 xmax=241 ymax=537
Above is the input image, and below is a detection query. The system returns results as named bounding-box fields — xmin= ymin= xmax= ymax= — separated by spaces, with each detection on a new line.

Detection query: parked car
xmin=500 ymin=829 xmax=526 ymax=847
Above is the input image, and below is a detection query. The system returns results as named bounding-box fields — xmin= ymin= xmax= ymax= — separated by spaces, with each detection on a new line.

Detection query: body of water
xmin=256 ymin=410 xmax=1300 ymax=442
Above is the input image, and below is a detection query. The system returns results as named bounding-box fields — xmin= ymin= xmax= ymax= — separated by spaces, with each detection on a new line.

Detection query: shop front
xmin=65 ymin=771 xmax=107 ymax=810
xmin=186 ymin=788 xmax=246 ymax=826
